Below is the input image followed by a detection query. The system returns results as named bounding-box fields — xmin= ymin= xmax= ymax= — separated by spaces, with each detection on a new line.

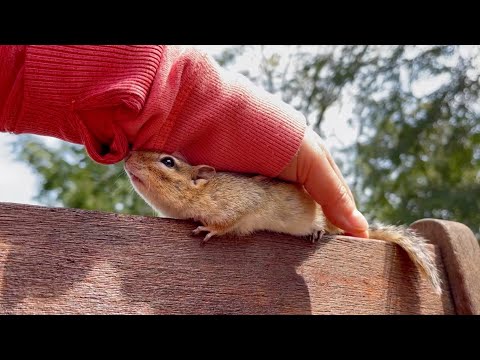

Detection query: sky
xmin=0 ymin=45 xmax=449 ymax=207
xmin=0 ymin=133 xmax=39 ymax=204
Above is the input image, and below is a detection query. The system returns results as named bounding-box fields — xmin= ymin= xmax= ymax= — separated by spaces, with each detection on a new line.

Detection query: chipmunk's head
xmin=124 ymin=150 xmax=216 ymax=217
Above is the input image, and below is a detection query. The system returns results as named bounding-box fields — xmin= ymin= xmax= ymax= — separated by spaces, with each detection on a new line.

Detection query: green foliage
xmin=10 ymin=45 xmax=480 ymax=237
xmin=11 ymin=136 xmax=153 ymax=216
xmin=350 ymin=46 xmax=480 ymax=236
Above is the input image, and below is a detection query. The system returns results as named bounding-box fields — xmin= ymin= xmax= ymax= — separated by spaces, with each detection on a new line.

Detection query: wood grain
xmin=0 ymin=202 xmax=455 ymax=314
xmin=410 ymin=219 xmax=480 ymax=315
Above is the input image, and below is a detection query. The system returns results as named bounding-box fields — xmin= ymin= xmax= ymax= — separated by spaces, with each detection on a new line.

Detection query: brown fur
xmin=125 ymin=151 xmax=441 ymax=295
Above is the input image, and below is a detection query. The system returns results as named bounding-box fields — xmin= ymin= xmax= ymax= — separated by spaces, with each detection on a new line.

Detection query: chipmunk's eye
xmin=160 ymin=157 xmax=175 ymax=168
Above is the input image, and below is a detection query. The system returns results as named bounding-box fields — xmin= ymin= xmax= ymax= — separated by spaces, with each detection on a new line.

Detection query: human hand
xmin=279 ymin=127 xmax=369 ymax=238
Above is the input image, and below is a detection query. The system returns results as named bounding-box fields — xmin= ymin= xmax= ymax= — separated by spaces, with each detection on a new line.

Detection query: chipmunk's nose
xmin=125 ymin=152 xmax=132 ymax=162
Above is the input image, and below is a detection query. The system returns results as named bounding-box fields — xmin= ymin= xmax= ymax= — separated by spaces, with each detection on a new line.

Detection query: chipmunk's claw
xmin=193 ymin=226 xmax=218 ymax=246
xmin=310 ymin=230 xmax=325 ymax=243
xmin=201 ymin=231 xmax=217 ymax=246
xmin=192 ymin=226 xmax=209 ymax=235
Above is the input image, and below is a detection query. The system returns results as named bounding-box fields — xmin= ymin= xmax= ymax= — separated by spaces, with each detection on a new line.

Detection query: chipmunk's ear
xmin=192 ymin=165 xmax=216 ymax=185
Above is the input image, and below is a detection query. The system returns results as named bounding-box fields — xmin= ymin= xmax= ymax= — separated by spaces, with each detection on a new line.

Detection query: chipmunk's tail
xmin=369 ymin=224 xmax=442 ymax=295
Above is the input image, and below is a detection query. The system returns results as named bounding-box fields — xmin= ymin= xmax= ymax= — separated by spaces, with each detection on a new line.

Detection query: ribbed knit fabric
xmin=0 ymin=45 xmax=306 ymax=177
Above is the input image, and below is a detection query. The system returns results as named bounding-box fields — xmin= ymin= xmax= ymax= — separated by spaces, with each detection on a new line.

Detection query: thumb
xmin=285 ymin=128 xmax=369 ymax=238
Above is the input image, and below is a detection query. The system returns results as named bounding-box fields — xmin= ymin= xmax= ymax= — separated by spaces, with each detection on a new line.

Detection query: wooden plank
xmin=410 ymin=219 xmax=480 ymax=315
xmin=0 ymin=202 xmax=454 ymax=314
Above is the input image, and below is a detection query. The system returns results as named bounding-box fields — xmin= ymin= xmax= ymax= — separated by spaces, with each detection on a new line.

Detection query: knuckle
xmin=335 ymin=184 xmax=353 ymax=208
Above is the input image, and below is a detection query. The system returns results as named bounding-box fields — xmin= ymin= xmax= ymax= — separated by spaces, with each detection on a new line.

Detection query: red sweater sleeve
xmin=0 ymin=45 xmax=306 ymax=177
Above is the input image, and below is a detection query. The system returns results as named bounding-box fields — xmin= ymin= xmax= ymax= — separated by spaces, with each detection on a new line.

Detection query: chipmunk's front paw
xmin=192 ymin=226 xmax=219 ymax=246
xmin=309 ymin=229 xmax=325 ymax=243
xmin=192 ymin=226 xmax=209 ymax=235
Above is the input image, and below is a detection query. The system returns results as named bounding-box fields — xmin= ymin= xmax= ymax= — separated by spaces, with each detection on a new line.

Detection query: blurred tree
xmin=10 ymin=45 xmax=480 ymax=237
xmin=11 ymin=137 xmax=153 ymax=216
xmin=351 ymin=46 xmax=480 ymax=237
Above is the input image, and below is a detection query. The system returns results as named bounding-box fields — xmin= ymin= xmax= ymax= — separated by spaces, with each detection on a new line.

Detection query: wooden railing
xmin=0 ymin=202 xmax=478 ymax=314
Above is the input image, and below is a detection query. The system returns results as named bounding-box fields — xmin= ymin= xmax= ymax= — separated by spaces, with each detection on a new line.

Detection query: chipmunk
xmin=124 ymin=150 xmax=442 ymax=295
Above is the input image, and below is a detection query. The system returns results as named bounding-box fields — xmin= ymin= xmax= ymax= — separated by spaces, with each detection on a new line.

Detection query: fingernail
xmin=348 ymin=209 xmax=369 ymax=231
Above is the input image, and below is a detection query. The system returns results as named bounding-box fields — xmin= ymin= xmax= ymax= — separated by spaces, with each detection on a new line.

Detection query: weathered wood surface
xmin=0 ymin=202 xmax=462 ymax=314
xmin=411 ymin=219 xmax=480 ymax=315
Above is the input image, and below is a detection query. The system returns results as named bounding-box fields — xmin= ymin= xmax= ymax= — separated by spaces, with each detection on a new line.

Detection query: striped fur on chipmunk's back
xmin=124 ymin=150 xmax=442 ymax=295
